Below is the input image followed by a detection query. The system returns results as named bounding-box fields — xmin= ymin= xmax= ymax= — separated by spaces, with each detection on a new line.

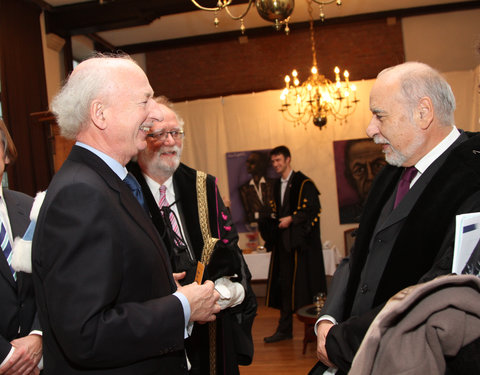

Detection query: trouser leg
xmin=277 ymin=245 xmax=294 ymax=335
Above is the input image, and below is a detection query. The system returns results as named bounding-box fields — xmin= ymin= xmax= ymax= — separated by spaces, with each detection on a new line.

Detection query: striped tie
xmin=159 ymin=185 xmax=183 ymax=245
xmin=1 ymin=221 xmax=16 ymax=281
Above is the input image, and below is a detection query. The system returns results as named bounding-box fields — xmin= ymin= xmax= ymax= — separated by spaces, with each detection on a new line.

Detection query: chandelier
xmin=189 ymin=0 xmax=342 ymax=34
xmin=279 ymin=0 xmax=358 ymax=129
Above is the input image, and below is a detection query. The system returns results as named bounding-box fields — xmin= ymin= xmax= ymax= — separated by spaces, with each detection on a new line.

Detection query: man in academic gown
xmin=314 ymin=61 xmax=480 ymax=375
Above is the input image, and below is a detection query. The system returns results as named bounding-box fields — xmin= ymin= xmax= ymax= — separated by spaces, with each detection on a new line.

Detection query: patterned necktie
xmin=159 ymin=185 xmax=183 ymax=246
xmin=123 ymin=173 xmax=147 ymax=212
xmin=394 ymin=166 xmax=418 ymax=208
xmin=1 ymin=221 xmax=16 ymax=281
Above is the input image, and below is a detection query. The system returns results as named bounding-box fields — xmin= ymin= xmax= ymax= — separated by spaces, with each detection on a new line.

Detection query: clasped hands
xmin=174 ymin=272 xmax=221 ymax=323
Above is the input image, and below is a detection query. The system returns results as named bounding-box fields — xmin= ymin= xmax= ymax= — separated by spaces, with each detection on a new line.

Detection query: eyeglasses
xmin=147 ymin=130 xmax=185 ymax=142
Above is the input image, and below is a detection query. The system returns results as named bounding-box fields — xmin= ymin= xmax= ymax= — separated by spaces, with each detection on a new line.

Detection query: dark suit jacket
xmin=0 ymin=189 xmax=35 ymax=362
xmin=32 ymin=146 xmax=188 ymax=375
xmin=322 ymin=131 xmax=480 ymax=374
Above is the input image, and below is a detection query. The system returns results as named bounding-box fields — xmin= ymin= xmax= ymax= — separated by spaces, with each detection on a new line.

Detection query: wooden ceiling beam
xmin=119 ymin=0 xmax=480 ymax=54
xmin=42 ymin=0 xmax=250 ymax=37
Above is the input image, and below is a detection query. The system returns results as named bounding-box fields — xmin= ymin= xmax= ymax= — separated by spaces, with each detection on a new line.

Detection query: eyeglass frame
xmin=147 ymin=129 xmax=185 ymax=142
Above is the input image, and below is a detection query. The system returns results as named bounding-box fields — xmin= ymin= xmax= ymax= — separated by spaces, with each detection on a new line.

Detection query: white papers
xmin=453 ymin=212 xmax=480 ymax=274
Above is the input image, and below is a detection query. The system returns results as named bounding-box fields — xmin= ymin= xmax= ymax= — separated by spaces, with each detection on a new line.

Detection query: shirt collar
xmin=281 ymin=170 xmax=293 ymax=183
xmin=143 ymin=173 xmax=174 ymax=202
xmin=76 ymin=142 xmax=127 ymax=180
xmin=415 ymin=126 xmax=460 ymax=174
xmin=249 ymin=176 xmax=266 ymax=186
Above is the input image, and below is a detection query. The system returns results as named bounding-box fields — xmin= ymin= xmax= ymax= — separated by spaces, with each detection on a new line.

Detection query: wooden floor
xmin=239 ymin=298 xmax=318 ymax=375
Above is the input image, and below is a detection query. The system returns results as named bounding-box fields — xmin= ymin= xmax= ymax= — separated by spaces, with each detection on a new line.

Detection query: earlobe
xmin=91 ymin=100 xmax=107 ymax=130
xmin=417 ymin=97 xmax=433 ymax=129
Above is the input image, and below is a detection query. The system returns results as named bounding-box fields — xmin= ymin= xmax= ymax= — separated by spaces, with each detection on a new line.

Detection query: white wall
xmin=403 ymin=9 xmax=480 ymax=72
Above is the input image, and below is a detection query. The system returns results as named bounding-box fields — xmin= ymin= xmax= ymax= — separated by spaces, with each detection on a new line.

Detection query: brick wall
xmin=146 ymin=17 xmax=404 ymax=102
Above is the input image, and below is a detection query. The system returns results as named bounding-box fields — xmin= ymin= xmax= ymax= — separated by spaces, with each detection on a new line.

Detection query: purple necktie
xmin=394 ymin=166 xmax=418 ymax=208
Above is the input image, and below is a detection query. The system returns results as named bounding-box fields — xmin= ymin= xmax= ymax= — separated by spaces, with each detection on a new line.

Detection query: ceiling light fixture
xmin=189 ymin=0 xmax=342 ymax=34
xmin=279 ymin=0 xmax=358 ymax=129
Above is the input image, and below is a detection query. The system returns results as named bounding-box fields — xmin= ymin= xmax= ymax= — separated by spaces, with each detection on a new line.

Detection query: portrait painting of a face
xmin=334 ymin=138 xmax=387 ymax=224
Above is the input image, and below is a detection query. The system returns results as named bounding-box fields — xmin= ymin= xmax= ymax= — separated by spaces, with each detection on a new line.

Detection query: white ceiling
xmin=42 ymin=0 xmax=475 ymax=46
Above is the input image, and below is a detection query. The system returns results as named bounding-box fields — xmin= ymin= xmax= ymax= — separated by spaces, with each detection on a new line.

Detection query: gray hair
xmin=51 ymin=53 xmax=136 ymax=139
xmin=154 ymin=96 xmax=185 ymax=128
xmin=379 ymin=62 xmax=456 ymax=126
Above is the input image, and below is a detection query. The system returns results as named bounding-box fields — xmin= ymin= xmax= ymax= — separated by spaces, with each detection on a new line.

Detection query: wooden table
xmin=296 ymin=304 xmax=322 ymax=354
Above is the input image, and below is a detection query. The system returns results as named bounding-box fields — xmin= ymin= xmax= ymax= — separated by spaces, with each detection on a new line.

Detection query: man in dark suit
xmin=314 ymin=62 xmax=480 ymax=374
xmin=264 ymin=145 xmax=327 ymax=343
xmin=31 ymin=54 xmax=220 ymax=375
xmin=128 ymin=97 xmax=256 ymax=375
xmin=0 ymin=119 xmax=41 ymax=375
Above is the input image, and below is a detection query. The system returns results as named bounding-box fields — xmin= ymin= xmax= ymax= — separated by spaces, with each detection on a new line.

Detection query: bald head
xmin=377 ymin=62 xmax=456 ymax=126
xmin=367 ymin=62 xmax=456 ymax=167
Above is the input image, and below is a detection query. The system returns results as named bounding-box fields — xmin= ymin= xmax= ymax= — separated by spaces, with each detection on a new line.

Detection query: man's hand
xmin=316 ymin=320 xmax=335 ymax=368
xmin=178 ymin=280 xmax=221 ymax=323
xmin=173 ymin=271 xmax=186 ymax=288
xmin=278 ymin=215 xmax=293 ymax=229
xmin=0 ymin=335 xmax=42 ymax=375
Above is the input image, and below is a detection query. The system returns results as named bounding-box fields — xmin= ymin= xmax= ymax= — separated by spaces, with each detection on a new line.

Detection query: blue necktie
xmin=1 ymin=221 xmax=16 ymax=281
xmin=123 ymin=173 xmax=148 ymax=212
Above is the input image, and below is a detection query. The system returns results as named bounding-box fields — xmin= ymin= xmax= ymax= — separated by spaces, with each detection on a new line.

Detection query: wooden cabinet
xmin=30 ymin=111 xmax=74 ymax=174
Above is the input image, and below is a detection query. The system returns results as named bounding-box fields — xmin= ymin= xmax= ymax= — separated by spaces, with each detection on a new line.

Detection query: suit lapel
xmin=70 ymin=147 xmax=171 ymax=267
xmin=0 ymin=251 xmax=16 ymax=288
xmin=280 ymin=173 xmax=293 ymax=215
xmin=173 ymin=164 xmax=202 ymax=259
xmin=1 ymin=190 xmax=27 ymax=289
xmin=375 ymin=132 xmax=468 ymax=233
xmin=4 ymin=190 xmax=30 ymax=238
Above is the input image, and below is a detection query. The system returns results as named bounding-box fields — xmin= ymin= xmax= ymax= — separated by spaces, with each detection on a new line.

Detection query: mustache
xmin=158 ymin=145 xmax=182 ymax=155
xmin=373 ymin=135 xmax=390 ymax=146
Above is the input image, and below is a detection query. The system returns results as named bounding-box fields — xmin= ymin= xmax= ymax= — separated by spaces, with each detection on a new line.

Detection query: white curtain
xmin=175 ymin=69 xmax=478 ymax=255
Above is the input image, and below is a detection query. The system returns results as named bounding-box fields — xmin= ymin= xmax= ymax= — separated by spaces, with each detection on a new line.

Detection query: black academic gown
xmin=128 ymin=161 xmax=257 ymax=375
xmin=319 ymin=131 xmax=480 ymax=374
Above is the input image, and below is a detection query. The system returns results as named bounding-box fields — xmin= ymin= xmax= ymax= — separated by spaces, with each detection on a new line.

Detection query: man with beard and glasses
xmin=312 ymin=61 xmax=480 ymax=375
xmin=127 ymin=97 xmax=256 ymax=375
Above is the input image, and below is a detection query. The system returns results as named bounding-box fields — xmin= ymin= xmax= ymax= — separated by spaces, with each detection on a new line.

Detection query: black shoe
xmin=263 ymin=332 xmax=293 ymax=343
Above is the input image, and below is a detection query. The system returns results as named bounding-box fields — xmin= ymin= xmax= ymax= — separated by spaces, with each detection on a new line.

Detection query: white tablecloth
xmin=244 ymin=252 xmax=271 ymax=280
xmin=323 ymin=247 xmax=342 ymax=276
xmin=244 ymin=246 xmax=341 ymax=280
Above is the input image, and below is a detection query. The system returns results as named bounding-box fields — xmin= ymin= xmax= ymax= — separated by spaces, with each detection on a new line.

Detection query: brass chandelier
xmin=279 ymin=0 xmax=358 ymax=129
xmin=189 ymin=0 xmax=343 ymax=34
